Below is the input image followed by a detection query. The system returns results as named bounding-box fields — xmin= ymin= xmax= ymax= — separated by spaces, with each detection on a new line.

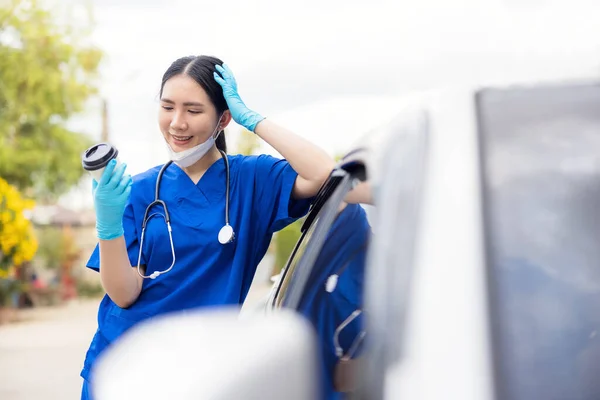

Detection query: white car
xmin=92 ymin=80 xmax=600 ymax=400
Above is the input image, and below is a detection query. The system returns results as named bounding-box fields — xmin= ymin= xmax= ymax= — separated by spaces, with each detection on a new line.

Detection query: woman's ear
xmin=219 ymin=110 xmax=233 ymax=130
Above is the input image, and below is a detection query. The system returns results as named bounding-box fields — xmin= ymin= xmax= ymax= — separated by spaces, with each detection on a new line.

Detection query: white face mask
xmin=166 ymin=115 xmax=223 ymax=168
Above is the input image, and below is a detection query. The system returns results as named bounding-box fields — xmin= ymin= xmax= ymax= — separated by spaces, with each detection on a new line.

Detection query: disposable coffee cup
xmin=82 ymin=143 xmax=120 ymax=182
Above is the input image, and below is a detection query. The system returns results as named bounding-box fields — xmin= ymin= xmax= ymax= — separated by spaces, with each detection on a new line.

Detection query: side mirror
xmin=92 ymin=308 xmax=318 ymax=400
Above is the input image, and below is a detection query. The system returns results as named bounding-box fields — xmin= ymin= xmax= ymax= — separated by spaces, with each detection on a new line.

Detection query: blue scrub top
xmin=81 ymin=154 xmax=311 ymax=381
xmin=297 ymin=204 xmax=371 ymax=400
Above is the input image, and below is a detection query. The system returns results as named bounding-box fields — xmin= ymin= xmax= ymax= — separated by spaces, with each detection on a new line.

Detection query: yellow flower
xmin=0 ymin=177 xmax=38 ymax=272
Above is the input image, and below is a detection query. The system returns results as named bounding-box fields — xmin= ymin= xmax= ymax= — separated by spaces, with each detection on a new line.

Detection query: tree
xmin=0 ymin=0 xmax=103 ymax=201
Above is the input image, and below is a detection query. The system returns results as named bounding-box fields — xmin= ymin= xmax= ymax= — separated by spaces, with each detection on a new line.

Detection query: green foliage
xmin=234 ymin=129 xmax=260 ymax=156
xmin=273 ymin=220 xmax=303 ymax=274
xmin=35 ymin=226 xmax=80 ymax=271
xmin=0 ymin=0 xmax=102 ymax=200
xmin=76 ymin=279 xmax=104 ymax=298
xmin=0 ymin=278 xmax=21 ymax=306
xmin=35 ymin=227 xmax=63 ymax=271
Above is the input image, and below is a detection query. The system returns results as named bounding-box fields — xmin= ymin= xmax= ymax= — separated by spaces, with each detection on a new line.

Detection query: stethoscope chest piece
xmin=218 ymin=224 xmax=235 ymax=244
xmin=325 ymin=274 xmax=339 ymax=293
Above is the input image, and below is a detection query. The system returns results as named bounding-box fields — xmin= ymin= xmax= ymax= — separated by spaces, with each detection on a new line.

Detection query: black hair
xmin=160 ymin=55 xmax=228 ymax=152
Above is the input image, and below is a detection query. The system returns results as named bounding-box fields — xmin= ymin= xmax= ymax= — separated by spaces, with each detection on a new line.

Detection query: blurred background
xmin=0 ymin=0 xmax=598 ymax=398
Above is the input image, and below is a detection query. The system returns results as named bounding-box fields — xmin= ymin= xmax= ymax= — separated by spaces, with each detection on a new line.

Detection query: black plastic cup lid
xmin=82 ymin=143 xmax=119 ymax=171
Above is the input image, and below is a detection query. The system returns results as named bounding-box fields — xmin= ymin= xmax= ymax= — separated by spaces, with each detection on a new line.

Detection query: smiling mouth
xmin=170 ymin=134 xmax=193 ymax=143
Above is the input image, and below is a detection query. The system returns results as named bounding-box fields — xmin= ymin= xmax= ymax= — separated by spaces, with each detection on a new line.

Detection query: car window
xmin=275 ymin=172 xmax=356 ymax=309
xmin=271 ymin=164 xmax=373 ymax=400
xmin=478 ymin=83 xmax=600 ymax=400
xmin=272 ymin=170 xmax=349 ymax=308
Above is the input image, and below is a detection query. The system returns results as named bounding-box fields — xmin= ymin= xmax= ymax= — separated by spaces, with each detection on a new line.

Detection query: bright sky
xmin=53 ymin=0 xmax=600 ymax=209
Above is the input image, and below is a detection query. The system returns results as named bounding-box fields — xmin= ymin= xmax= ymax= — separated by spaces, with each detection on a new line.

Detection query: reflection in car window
xmin=273 ymin=171 xmax=349 ymax=308
xmin=279 ymin=174 xmax=355 ymax=310
xmin=272 ymin=167 xmax=369 ymax=399
xmin=273 ymin=169 xmax=350 ymax=307
xmin=296 ymin=203 xmax=372 ymax=400
xmin=478 ymin=83 xmax=600 ymax=400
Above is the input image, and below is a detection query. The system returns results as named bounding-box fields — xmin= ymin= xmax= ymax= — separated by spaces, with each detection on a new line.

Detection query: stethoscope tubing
xmin=136 ymin=150 xmax=231 ymax=280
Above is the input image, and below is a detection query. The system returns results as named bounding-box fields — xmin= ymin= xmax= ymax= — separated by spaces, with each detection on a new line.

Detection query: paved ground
xmin=0 ymin=299 xmax=99 ymax=400
xmin=0 ymin=282 xmax=273 ymax=400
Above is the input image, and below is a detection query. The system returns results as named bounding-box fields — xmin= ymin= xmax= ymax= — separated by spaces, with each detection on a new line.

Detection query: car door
xmin=270 ymin=108 xmax=430 ymax=400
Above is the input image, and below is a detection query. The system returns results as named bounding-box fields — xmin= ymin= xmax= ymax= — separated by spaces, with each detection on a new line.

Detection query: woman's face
xmin=158 ymin=74 xmax=228 ymax=152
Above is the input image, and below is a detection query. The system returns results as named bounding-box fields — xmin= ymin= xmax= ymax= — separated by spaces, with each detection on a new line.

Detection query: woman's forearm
xmin=344 ymin=181 xmax=373 ymax=205
xmin=254 ymin=119 xmax=335 ymax=197
xmin=99 ymin=237 xmax=143 ymax=308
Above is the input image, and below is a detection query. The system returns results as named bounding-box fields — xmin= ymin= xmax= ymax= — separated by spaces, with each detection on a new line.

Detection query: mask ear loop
xmin=212 ymin=113 xmax=225 ymax=141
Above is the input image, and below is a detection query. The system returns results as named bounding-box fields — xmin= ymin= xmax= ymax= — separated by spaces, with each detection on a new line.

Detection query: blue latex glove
xmin=214 ymin=64 xmax=265 ymax=132
xmin=92 ymin=159 xmax=133 ymax=240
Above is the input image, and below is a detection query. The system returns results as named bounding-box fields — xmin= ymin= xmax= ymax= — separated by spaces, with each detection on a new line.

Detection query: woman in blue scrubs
xmin=80 ymin=55 xmax=334 ymax=399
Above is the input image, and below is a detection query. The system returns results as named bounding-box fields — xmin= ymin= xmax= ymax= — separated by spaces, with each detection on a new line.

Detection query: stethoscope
xmin=325 ymin=241 xmax=369 ymax=361
xmin=333 ymin=309 xmax=366 ymax=360
xmin=136 ymin=149 xmax=233 ymax=280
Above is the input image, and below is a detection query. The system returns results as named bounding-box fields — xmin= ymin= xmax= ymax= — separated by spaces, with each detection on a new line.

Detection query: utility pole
xmin=101 ymin=98 xmax=109 ymax=142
